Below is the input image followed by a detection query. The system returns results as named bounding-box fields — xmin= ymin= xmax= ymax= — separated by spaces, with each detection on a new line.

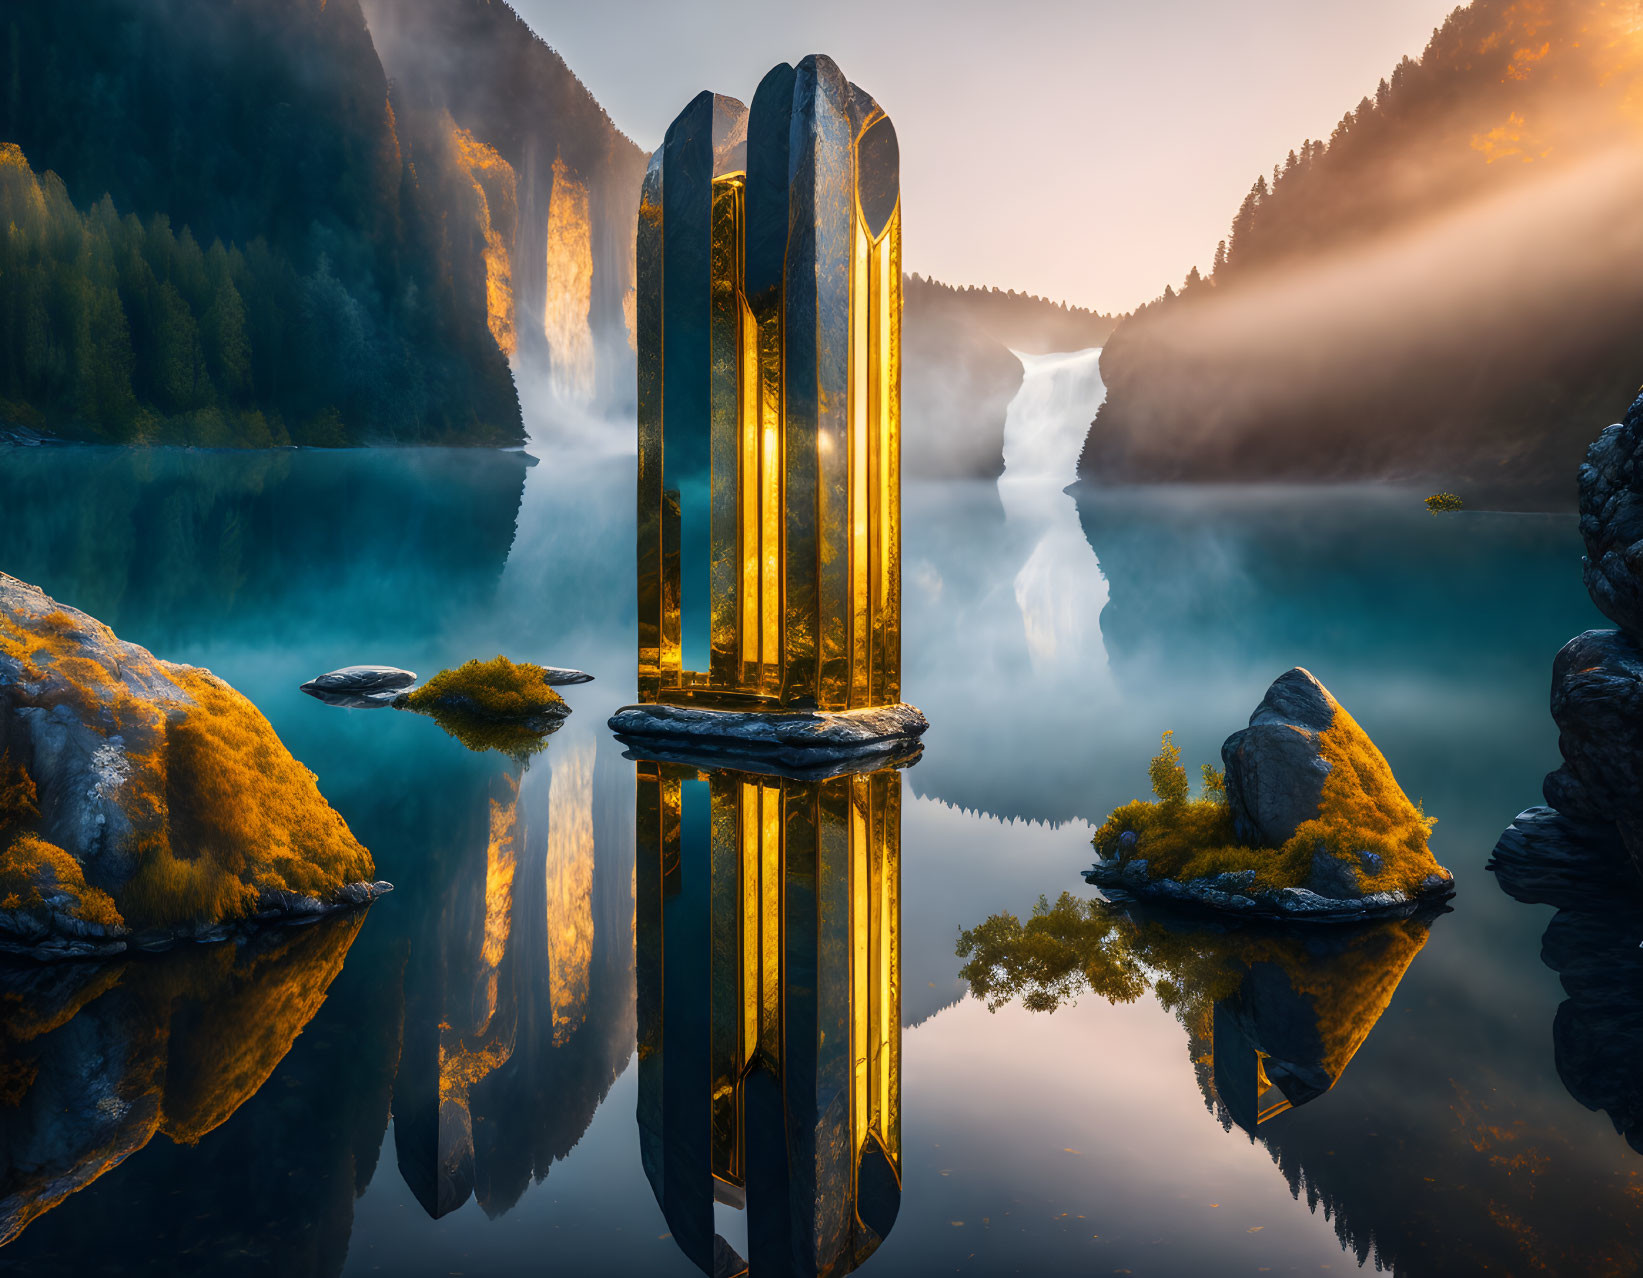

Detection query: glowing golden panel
xmin=637 ymin=57 xmax=902 ymax=714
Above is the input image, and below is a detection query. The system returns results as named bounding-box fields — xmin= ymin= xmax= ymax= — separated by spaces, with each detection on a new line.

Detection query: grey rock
xmin=301 ymin=665 xmax=418 ymax=694
xmin=1084 ymin=849 xmax=1452 ymax=924
xmin=543 ymin=667 xmax=594 ymax=685
xmin=1542 ymin=628 xmax=1643 ymax=871
xmin=1489 ymin=806 xmax=1634 ymax=906
xmin=1306 ymin=845 xmax=1363 ymax=900
xmin=300 ymin=665 xmax=417 ymax=707
xmin=1221 ymin=667 xmax=1336 ymax=846
xmin=608 ymin=701 xmax=928 ymax=769
xmin=1580 ymin=394 xmax=1643 ymax=640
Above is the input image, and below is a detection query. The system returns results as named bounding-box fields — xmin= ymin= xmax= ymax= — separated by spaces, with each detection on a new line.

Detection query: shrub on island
xmin=400 ymin=656 xmax=570 ymax=757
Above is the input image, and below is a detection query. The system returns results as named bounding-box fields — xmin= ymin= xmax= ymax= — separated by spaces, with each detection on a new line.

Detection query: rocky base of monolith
xmin=608 ymin=702 xmax=928 ymax=770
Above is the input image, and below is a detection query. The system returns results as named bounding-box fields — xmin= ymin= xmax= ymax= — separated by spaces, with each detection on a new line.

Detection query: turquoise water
xmin=0 ymin=437 xmax=1633 ymax=1277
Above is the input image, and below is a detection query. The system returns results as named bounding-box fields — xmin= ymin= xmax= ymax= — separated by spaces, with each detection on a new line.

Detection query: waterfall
xmin=997 ymin=347 xmax=1111 ymax=675
xmin=1000 ymin=347 xmax=1104 ymax=483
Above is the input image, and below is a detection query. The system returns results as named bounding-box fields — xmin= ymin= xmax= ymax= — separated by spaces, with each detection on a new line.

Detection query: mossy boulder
xmin=0 ymin=573 xmax=388 ymax=958
xmin=1088 ymin=668 xmax=1453 ymax=920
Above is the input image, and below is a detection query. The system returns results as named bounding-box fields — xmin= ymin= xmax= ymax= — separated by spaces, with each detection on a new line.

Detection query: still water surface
xmin=0 ymin=369 xmax=1633 ymax=1276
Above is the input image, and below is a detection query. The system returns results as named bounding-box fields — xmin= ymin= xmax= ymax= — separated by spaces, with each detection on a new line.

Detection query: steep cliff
xmin=360 ymin=0 xmax=649 ymax=415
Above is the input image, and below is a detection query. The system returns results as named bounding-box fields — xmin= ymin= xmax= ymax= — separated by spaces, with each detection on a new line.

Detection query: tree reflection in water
xmin=957 ymin=893 xmax=1435 ymax=1131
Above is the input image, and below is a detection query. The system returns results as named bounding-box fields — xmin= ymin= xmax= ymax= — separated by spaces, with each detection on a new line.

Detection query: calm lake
xmin=0 ymin=370 xmax=1632 ymax=1275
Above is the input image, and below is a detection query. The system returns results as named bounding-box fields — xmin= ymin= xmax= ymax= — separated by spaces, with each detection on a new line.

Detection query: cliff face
xmin=0 ymin=0 xmax=522 ymax=445
xmin=360 ymin=0 xmax=649 ymax=416
xmin=1081 ymin=0 xmax=1643 ymax=507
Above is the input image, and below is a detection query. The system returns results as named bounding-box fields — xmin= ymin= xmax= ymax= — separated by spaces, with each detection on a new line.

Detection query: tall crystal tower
xmin=637 ymin=56 xmax=902 ymax=714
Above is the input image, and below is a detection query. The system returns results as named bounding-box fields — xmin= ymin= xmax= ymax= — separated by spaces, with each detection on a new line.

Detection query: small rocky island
xmin=1087 ymin=668 xmax=1454 ymax=920
xmin=0 ymin=573 xmax=389 ymax=958
xmin=302 ymin=655 xmax=581 ymax=757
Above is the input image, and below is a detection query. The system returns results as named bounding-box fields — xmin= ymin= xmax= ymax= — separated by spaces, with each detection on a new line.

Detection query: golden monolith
xmin=618 ymin=55 xmax=924 ymax=758
xmin=635 ymin=753 xmax=902 ymax=1277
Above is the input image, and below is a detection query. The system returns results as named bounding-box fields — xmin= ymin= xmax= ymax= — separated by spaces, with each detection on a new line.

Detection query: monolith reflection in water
xmin=635 ymin=753 xmax=902 ymax=1277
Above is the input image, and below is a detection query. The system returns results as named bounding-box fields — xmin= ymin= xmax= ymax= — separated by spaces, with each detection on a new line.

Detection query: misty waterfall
xmin=998 ymin=347 xmax=1112 ymax=675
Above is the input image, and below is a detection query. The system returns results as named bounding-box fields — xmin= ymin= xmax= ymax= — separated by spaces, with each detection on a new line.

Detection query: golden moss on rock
xmin=0 ymin=834 xmax=123 ymax=931
xmin=1090 ymin=669 xmax=1452 ymax=920
xmin=0 ymin=573 xmax=385 ymax=956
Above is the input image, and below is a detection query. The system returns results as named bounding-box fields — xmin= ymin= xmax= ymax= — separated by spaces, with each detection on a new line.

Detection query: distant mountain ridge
xmin=1080 ymin=0 xmax=1643 ymax=507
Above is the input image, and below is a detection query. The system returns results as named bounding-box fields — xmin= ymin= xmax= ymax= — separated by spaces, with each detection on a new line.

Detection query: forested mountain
xmin=361 ymin=0 xmax=648 ymax=415
xmin=1081 ymin=0 xmax=1643 ymax=506
xmin=903 ymin=275 xmax=1116 ymax=477
xmin=0 ymin=0 xmax=522 ymax=446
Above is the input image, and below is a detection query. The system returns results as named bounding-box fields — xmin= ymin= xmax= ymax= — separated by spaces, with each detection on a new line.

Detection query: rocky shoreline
xmin=1491 ymin=393 xmax=1643 ymax=880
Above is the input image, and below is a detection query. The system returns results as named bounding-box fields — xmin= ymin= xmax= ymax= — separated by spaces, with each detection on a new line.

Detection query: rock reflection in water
xmin=957 ymin=893 xmax=1433 ymax=1130
xmin=636 ymin=754 xmax=903 ymax=1277
xmin=0 ymin=912 xmax=365 ymax=1246
xmin=0 ymin=718 xmax=638 ymax=1267
xmin=1492 ymin=807 xmax=1643 ymax=1155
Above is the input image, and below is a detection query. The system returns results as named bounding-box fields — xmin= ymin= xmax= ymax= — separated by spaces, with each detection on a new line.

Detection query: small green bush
xmin=1424 ymin=492 xmax=1463 ymax=513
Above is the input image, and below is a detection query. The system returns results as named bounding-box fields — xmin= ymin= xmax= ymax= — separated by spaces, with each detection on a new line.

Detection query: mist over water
xmin=0 ymin=421 xmax=1636 ymax=1275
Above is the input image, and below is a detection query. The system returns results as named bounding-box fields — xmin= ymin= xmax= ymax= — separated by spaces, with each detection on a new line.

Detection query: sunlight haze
xmin=510 ymin=0 xmax=1461 ymax=310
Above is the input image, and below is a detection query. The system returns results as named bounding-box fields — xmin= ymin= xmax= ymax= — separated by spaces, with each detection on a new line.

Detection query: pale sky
xmin=510 ymin=0 xmax=1458 ymax=313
